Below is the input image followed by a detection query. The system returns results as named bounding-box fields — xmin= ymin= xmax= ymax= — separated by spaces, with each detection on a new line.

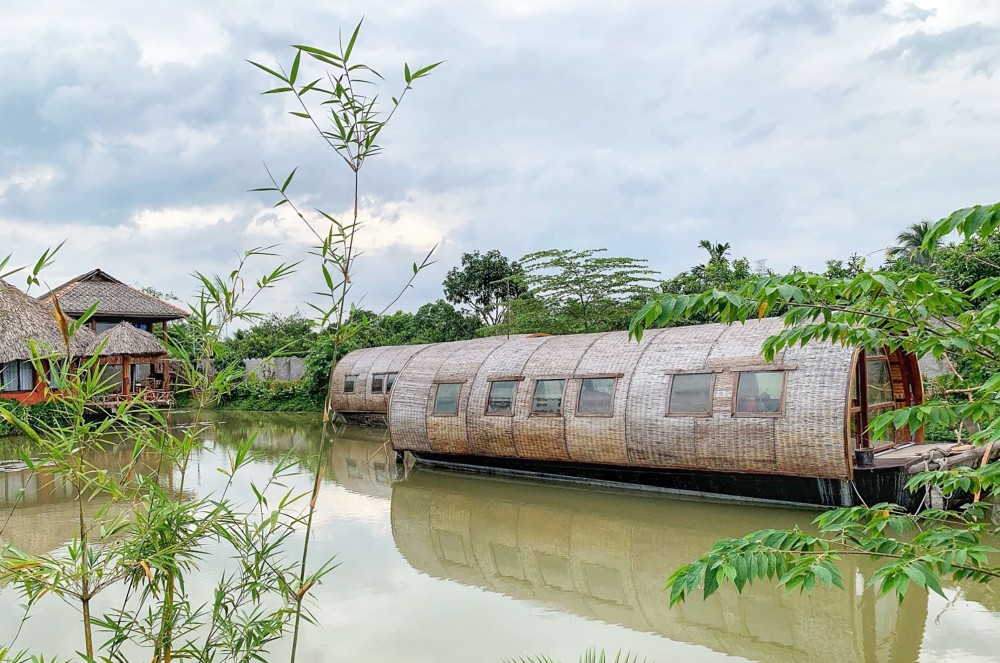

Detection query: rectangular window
xmin=433 ymin=383 xmax=462 ymax=415
xmin=667 ymin=373 xmax=715 ymax=415
xmin=1 ymin=362 xmax=18 ymax=391
xmin=371 ymin=374 xmax=385 ymax=393
xmin=486 ymin=380 xmax=518 ymax=415
xmin=531 ymin=379 xmax=566 ymax=415
xmin=866 ymin=357 xmax=893 ymax=406
xmin=19 ymin=361 xmax=33 ymax=391
xmin=344 ymin=375 xmax=357 ymax=393
xmin=386 ymin=372 xmax=398 ymax=392
xmin=734 ymin=371 xmax=786 ymax=416
xmin=578 ymin=377 xmax=616 ymax=416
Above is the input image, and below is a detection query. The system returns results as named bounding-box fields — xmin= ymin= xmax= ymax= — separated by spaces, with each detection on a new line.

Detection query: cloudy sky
xmin=2 ymin=0 xmax=999 ymax=317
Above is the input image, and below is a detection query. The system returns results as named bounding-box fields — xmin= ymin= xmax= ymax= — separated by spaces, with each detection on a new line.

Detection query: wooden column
xmin=122 ymin=356 xmax=131 ymax=396
xmin=162 ymin=321 xmax=168 ymax=342
xmin=161 ymin=358 xmax=171 ymax=392
xmin=857 ymin=352 xmax=870 ymax=450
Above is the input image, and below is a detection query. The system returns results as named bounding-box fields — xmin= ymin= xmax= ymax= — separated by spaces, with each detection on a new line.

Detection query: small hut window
xmin=0 ymin=361 xmax=33 ymax=392
xmin=1 ymin=362 xmax=19 ymax=391
xmin=531 ymin=379 xmax=566 ymax=415
xmin=667 ymin=373 xmax=715 ymax=415
xmin=344 ymin=375 xmax=357 ymax=393
xmin=734 ymin=371 xmax=785 ymax=416
xmin=866 ymin=357 xmax=893 ymax=406
xmin=578 ymin=378 xmax=616 ymax=416
xmin=371 ymin=374 xmax=385 ymax=393
xmin=486 ymin=380 xmax=518 ymax=415
xmin=433 ymin=383 xmax=462 ymax=416
xmin=386 ymin=372 xmax=398 ymax=392
xmin=19 ymin=361 xmax=33 ymax=391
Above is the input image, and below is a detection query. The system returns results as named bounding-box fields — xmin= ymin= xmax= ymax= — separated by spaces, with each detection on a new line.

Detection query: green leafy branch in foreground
xmin=630 ymin=201 xmax=1000 ymax=605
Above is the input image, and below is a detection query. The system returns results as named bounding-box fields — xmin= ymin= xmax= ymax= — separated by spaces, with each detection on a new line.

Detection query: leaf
xmin=344 ymin=18 xmax=363 ymax=62
xmin=290 ymin=49 xmax=302 ymax=85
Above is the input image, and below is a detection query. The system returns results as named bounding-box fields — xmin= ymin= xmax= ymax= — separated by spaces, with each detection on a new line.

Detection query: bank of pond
xmin=0 ymin=412 xmax=997 ymax=662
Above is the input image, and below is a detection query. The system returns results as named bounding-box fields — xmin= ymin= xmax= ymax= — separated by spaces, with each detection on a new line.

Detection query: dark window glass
xmin=866 ymin=358 xmax=893 ymax=406
xmin=735 ymin=372 xmax=785 ymax=414
xmin=531 ymin=379 xmax=566 ymax=415
xmin=1 ymin=362 xmax=18 ymax=391
xmin=667 ymin=373 xmax=714 ymax=415
xmin=578 ymin=378 xmax=616 ymax=415
xmin=434 ymin=383 xmax=462 ymax=415
xmin=487 ymin=380 xmax=518 ymax=415
xmin=371 ymin=374 xmax=385 ymax=393
xmin=344 ymin=375 xmax=356 ymax=393
xmin=386 ymin=372 xmax=398 ymax=392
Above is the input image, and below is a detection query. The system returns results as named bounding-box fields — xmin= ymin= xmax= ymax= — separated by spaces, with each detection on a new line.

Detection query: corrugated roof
xmin=87 ymin=322 xmax=168 ymax=358
xmin=0 ymin=280 xmax=96 ymax=363
xmin=40 ymin=269 xmax=188 ymax=320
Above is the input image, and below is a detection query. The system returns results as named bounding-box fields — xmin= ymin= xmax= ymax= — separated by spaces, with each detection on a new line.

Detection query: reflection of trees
xmin=391 ymin=471 xmax=928 ymax=663
xmin=177 ymin=412 xmax=397 ymax=499
xmin=0 ymin=446 xmax=171 ymax=555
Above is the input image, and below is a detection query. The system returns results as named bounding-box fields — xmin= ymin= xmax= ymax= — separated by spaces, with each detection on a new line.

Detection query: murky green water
xmin=0 ymin=411 xmax=998 ymax=662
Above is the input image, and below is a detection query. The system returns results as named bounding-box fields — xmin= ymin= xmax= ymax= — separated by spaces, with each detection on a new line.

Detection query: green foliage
xmin=886 ymin=220 xmax=941 ymax=267
xmin=222 ymin=379 xmax=323 ymax=412
xmin=659 ymin=240 xmax=761 ymax=324
xmin=631 ymin=201 xmax=1000 ymax=606
xmin=509 ymin=249 xmax=660 ymax=334
xmin=444 ymin=250 xmax=527 ymax=326
xmin=227 ymin=313 xmax=317 ymax=361
xmin=0 ymin=401 xmax=68 ymax=437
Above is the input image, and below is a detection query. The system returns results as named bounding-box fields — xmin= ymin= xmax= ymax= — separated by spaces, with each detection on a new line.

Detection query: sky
xmin=2 ymin=0 xmax=1000 ymax=317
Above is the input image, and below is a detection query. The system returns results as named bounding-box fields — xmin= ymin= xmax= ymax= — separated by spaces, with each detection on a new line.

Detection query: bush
xmin=0 ymin=400 xmax=70 ymax=437
xmin=219 ymin=379 xmax=322 ymax=412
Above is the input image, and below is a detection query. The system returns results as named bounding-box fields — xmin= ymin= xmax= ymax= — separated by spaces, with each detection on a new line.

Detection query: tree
xmin=630 ymin=201 xmax=1000 ymax=606
xmin=227 ymin=312 xmax=317 ymax=360
xmin=410 ymin=299 xmax=482 ymax=343
xmin=886 ymin=220 xmax=941 ymax=266
xmin=518 ymin=249 xmax=660 ymax=333
xmin=444 ymin=250 xmax=527 ymax=326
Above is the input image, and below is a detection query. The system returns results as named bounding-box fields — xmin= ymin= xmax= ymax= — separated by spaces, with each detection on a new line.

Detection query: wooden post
xmin=162 ymin=358 xmax=171 ymax=392
xmin=857 ymin=353 xmax=870 ymax=450
xmin=162 ymin=320 xmax=168 ymax=342
xmin=122 ymin=356 xmax=131 ymax=396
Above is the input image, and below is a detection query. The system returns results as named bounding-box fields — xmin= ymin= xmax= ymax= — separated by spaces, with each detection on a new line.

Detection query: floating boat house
xmin=331 ymin=319 xmax=978 ymax=507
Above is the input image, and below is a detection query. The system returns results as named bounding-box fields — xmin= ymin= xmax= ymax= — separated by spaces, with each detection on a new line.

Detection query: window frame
xmin=343 ymin=374 xmax=358 ymax=394
xmin=484 ymin=378 xmax=521 ymax=417
xmin=731 ymin=368 xmax=790 ymax=418
xmin=1 ymin=360 xmax=35 ymax=393
xmin=575 ymin=374 xmax=619 ymax=418
xmin=371 ymin=373 xmax=385 ymax=394
xmin=385 ymin=372 xmax=398 ymax=393
xmin=665 ymin=372 xmax=717 ymax=418
xmin=431 ymin=382 xmax=463 ymax=417
xmin=530 ymin=378 xmax=567 ymax=417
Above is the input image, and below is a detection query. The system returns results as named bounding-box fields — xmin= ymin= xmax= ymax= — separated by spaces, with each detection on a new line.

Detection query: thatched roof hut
xmin=334 ymin=319 xmax=925 ymax=492
xmin=87 ymin=322 xmax=168 ymax=360
xmin=0 ymin=279 xmax=96 ymax=363
xmin=39 ymin=269 xmax=188 ymax=322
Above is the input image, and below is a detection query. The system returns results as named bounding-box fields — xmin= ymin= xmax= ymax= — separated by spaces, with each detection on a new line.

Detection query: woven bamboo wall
xmin=330 ymin=344 xmax=429 ymax=414
xmin=383 ymin=320 xmax=863 ymax=479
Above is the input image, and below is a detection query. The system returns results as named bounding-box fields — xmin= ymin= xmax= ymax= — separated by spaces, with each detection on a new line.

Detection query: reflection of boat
xmin=391 ymin=470 xmax=927 ymax=663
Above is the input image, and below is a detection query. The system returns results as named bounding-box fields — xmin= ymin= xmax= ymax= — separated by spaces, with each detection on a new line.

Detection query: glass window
xmin=95 ymin=321 xmax=117 ymax=333
xmin=578 ymin=378 xmax=616 ymax=415
xmin=531 ymin=379 xmax=566 ymax=415
xmin=433 ymin=383 xmax=462 ymax=415
xmin=667 ymin=373 xmax=714 ymax=415
xmin=734 ymin=371 xmax=785 ymax=415
xmin=386 ymin=372 xmax=398 ymax=392
xmin=344 ymin=375 xmax=357 ymax=393
xmin=371 ymin=374 xmax=385 ymax=393
xmin=866 ymin=358 xmax=893 ymax=406
xmin=1 ymin=362 xmax=18 ymax=391
xmin=487 ymin=380 xmax=518 ymax=415
xmin=19 ymin=361 xmax=33 ymax=391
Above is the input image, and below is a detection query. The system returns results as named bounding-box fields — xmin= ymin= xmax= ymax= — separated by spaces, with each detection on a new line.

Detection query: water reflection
xmin=391 ymin=470 xmax=926 ymax=663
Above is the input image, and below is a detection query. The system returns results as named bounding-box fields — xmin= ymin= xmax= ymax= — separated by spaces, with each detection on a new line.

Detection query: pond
xmin=0 ymin=411 xmax=998 ymax=662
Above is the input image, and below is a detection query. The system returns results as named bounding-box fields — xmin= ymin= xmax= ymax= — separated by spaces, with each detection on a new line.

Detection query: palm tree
xmin=887 ymin=220 xmax=940 ymax=266
xmin=697 ymin=240 xmax=732 ymax=264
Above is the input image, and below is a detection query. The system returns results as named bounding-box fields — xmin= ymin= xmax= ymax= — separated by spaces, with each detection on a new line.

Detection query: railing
xmin=88 ymin=390 xmax=175 ymax=408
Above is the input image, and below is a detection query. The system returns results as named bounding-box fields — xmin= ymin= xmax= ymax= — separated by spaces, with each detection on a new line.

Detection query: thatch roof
xmin=87 ymin=322 xmax=168 ymax=358
xmin=0 ymin=279 xmax=96 ymax=363
xmin=40 ymin=269 xmax=188 ymax=321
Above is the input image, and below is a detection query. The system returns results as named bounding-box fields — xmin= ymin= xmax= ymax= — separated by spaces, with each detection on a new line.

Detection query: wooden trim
xmin=486 ymin=375 xmax=526 ymax=382
xmin=663 ymin=367 xmax=725 ymax=375
xmin=431 ymin=378 xmax=469 ymax=384
xmin=731 ymin=369 xmax=787 ymax=418
xmin=343 ymin=374 xmax=359 ymax=394
xmin=575 ymin=376 xmax=618 ymax=418
xmin=857 ymin=353 xmax=870 ymax=449
xmin=665 ymin=372 xmax=717 ymax=417
xmin=575 ymin=372 xmax=624 ymax=380
xmin=430 ymin=382 xmax=463 ymax=417
xmin=484 ymin=379 xmax=519 ymax=417
xmin=728 ymin=364 xmax=797 ymax=373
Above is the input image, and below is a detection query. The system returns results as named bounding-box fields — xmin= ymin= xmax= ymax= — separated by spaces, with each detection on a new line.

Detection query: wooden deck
xmin=862 ymin=442 xmax=998 ymax=473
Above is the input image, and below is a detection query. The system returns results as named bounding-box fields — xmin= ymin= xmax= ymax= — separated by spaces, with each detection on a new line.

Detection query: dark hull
xmin=410 ymin=451 xmax=931 ymax=510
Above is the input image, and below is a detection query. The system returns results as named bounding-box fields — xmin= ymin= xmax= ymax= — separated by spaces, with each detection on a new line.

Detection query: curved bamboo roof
xmin=0 ymin=279 xmax=96 ymax=363
xmin=87 ymin=322 xmax=168 ymax=358
xmin=337 ymin=320 xmax=874 ymax=479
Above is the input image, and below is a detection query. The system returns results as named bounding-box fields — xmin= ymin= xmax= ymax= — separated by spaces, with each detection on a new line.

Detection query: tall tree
xmin=519 ymin=249 xmax=660 ymax=333
xmin=443 ymin=250 xmax=526 ymax=326
xmin=886 ymin=220 xmax=941 ymax=266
